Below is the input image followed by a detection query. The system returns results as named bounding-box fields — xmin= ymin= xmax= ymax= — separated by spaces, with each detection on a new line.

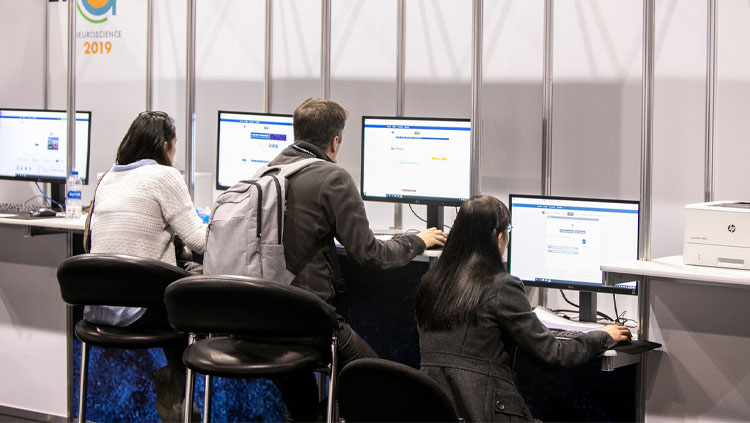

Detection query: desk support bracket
xmin=24 ymin=225 xmax=69 ymax=237
xmin=602 ymin=271 xmax=643 ymax=287
xmin=600 ymin=350 xmax=641 ymax=371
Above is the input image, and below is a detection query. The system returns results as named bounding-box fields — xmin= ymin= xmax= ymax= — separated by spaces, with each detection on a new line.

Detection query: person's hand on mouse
xmin=417 ymin=227 xmax=446 ymax=249
xmin=601 ymin=325 xmax=632 ymax=342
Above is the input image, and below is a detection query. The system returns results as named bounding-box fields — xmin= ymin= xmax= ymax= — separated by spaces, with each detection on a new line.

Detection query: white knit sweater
xmin=86 ymin=160 xmax=207 ymax=326
xmin=90 ymin=161 xmax=207 ymax=265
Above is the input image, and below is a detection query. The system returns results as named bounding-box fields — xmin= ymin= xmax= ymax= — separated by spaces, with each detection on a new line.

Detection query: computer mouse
xmin=32 ymin=207 xmax=57 ymax=217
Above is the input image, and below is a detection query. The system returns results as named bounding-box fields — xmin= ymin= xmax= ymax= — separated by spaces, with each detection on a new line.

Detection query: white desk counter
xmin=602 ymin=256 xmax=750 ymax=422
xmin=0 ymin=214 xmax=85 ymax=231
xmin=602 ymin=255 xmax=750 ymax=288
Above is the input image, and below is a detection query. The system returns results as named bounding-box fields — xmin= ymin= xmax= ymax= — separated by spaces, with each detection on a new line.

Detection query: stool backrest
xmin=164 ymin=275 xmax=338 ymax=338
xmin=338 ymin=358 xmax=460 ymax=423
xmin=57 ymin=253 xmax=191 ymax=307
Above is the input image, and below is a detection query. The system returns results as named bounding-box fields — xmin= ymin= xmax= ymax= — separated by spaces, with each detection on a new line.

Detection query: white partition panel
xmin=399 ymin=0 xmax=471 ymax=230
xmin=715 ymin=2 xmax=750 ymax=202
xmin=651 ymin=1 xmax=706 ymax=259
xmin=481 ymin=0 xmax=544 ymax=203
xmin=194 ymin=0 xmax=265 ymax=200
xmin=330 ymin=0 xmax=398 ymax=231
xmin=48 ymin=0 xmax=148 ymax=201
xmin=271 ymin=0 xmax=321 ymax=114
xmin=0 ymin=0 xmax=47 ymax=203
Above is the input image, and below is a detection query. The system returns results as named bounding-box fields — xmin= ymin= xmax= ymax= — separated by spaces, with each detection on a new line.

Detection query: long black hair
xmin=116 ymin=111 xmax=176 ymax=166
xmin=415 ymin=195 xmax=511 ymax=330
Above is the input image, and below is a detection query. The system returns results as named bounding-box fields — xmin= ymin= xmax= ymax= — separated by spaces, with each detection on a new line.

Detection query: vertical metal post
xmin=44 ymin=0 xmax=49 ymax=109
xmin=640 ymin=0 xmax=654 ymax=263
xmin=321 ymin=0 xmax=331 ymax=100
xmin=264 ymin=0 xmax=272 ymax=113
xmin=392 ymin=0 xmax=406 ymax=230
xmin=470 ymin=0 xmax=482 ymax=197
xmin=78 ymin=342 xmax=89 ymax=423
xmin=67 ymin=0 xmax=77 ymax=177
xmin=541 ymin=0 xmax=553 ymax=197
xmin=636 ymin=2 xmax=656 ymax=422
xmin=534 ymin=0 xmax=554 ymax=308
xmin=704 ymin=0 xmax=717 ymax=202
xmin=185 ymin=0 xmax=197 ymax=199
xmin=146 ymin=0 xmax=154 ymax=111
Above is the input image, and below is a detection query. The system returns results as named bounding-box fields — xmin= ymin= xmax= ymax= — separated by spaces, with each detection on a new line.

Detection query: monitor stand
xmin=426 ymin=205 xmax=444 ymax=230
xmin=579 ymin=291 xmax=597 ymax=323
xmin=50 ymin=182 xmax=66 ymax=212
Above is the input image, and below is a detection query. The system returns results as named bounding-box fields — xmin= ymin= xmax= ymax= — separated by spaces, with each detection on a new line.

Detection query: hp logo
xmin=728 ymin=224 xmax=736 ymax=233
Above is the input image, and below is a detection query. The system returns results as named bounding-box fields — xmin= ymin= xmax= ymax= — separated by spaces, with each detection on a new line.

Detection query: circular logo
xmin=728 ymin=224 xmax=736 ymax=233
xmin=77 ymin=0 xmax=117 ymax=24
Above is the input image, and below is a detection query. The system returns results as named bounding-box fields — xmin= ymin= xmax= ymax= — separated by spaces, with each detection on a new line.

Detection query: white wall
xmin=2 ymin=1 xmax=750 ymax=418
xmin=0 ymin=0 xmax=47 ymax=203
xmin=0 ymin=2 xmax=68 ymax=416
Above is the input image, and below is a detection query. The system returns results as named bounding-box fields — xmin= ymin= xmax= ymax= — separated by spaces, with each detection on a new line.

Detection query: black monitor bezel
xmin=0 ymin=107 xmax=92 ymax=185
xmin=215 ymin=110 xmax=294 ymax=190
xmin=360 ymin=115 xmax=472 ymax=207
xmin=508 ymin=193 xmax=640 ymax=296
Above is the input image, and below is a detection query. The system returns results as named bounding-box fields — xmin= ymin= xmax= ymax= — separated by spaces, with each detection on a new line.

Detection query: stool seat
xmin=165 ymin=274 xmax=341 ymax=423
xmin=183 ymin=337 xmax=324 ymax=378
xmin=57 ymin=253 xmax=191 ymax=423
xmin=75 ymin=320 xmax=185 ymax=349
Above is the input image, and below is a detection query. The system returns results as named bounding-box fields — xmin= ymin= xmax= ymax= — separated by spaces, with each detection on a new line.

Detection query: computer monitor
xmin=360 ymin=116 xmax=472 ymax=229
xmin=508 ymin=195 xmax=640 ymax=320
xmin=0 ymin=108 xmax=92 ymax=184
xmin=216 ymin=111 xmax=295 ymax=189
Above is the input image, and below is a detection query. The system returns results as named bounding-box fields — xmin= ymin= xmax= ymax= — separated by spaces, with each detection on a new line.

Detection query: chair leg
xmin=183 ymin=333 xmax=196 ymax=423
xmin=78 ymin=341 xmax=89 ymax=423
xmin=202 ymin=374 xmax=212 ymax=423
xmin=326 ymin=335 xmax=338 ymax=423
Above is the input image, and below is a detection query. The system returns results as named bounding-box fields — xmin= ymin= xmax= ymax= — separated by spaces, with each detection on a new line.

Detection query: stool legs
xmin=78 ymin=341 xmax=89 ymax=423
xmin=326 ymin=335 xmax=338 ymax=423
xmin=183 ymin=333 xmax=196 ymax=423
xmin=203 ymin=374 xmax=212 ymax=423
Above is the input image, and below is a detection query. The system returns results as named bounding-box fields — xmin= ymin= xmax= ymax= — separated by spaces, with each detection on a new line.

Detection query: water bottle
xmin=66 ymin=170 xmax=83 ymax=219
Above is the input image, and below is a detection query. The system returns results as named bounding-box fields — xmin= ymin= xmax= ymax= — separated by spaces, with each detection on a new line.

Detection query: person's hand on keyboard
xmin=601 ymin=325 xmax=632 ymax=343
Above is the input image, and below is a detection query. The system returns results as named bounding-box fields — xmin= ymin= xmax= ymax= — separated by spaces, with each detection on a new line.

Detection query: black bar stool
xmin=57 ymin=253 xmax=190 ymax=423
xmin=164 ymin=274 xmax=340 ymax=423
xmin=337 ymin=358 xmax=461 ymax=422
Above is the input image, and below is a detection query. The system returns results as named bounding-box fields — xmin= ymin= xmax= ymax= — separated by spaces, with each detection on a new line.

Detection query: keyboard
xmin=0 ymin=203 xmax=44 ymax=216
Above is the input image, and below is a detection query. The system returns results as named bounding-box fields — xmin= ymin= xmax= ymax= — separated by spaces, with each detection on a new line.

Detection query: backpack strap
xmin=83 ymin=171 xmax=108 ymax=253
xmin=253 ymin=157 xmax=324 ymax=180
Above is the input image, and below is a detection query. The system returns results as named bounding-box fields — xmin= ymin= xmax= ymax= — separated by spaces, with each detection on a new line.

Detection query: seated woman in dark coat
xmin=416 ymin=195 xmax=631 ymax=422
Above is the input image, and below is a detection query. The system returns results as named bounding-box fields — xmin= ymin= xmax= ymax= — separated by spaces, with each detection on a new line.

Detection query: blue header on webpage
xmin=0 ymin=115 xmax=89 ymax=122
xmin=364 ymin=124 xmax=470 ymax=131
xmin=220 ymin=118 xmax=292 ymax=126
xmin=513 ymin=203 xmax=638 ymax=214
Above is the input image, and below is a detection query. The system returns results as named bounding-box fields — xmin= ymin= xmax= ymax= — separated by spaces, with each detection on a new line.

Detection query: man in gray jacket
xmin=268 ymin=98 xmax=445 ymax=420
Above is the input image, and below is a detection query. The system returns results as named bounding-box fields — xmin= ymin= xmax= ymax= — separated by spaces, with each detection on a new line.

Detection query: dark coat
xmin=419 ymin=273 xmax=616 ymax=422
xmin=268 ymin=141 xmax=426 ymax=304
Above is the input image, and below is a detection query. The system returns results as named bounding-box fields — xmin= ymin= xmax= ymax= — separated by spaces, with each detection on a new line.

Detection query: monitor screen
xmin=508 ymin=194 xmax=640 ymax=295
xmin=0 ymin=108 xmax=91 ymax=184
xmin=216 ymin=111 xmax=294 ymax=189
xmin=360 ymin=116 xmax=472 ymax=207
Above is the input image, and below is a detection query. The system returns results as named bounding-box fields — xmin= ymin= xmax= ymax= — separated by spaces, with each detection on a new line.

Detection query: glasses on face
xmin=505 ymin=224 xmax=513 ymax=233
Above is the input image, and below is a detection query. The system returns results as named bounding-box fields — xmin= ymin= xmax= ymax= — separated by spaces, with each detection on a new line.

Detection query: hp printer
xmin=684 ymin=201 xmax=750 ymax=270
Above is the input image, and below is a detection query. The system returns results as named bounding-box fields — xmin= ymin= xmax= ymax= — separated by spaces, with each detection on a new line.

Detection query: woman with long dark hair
xmin=416 ymin=195 xmax=631 ymax=422
xmin=85 ymin=111 xmax=205 ymax=421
